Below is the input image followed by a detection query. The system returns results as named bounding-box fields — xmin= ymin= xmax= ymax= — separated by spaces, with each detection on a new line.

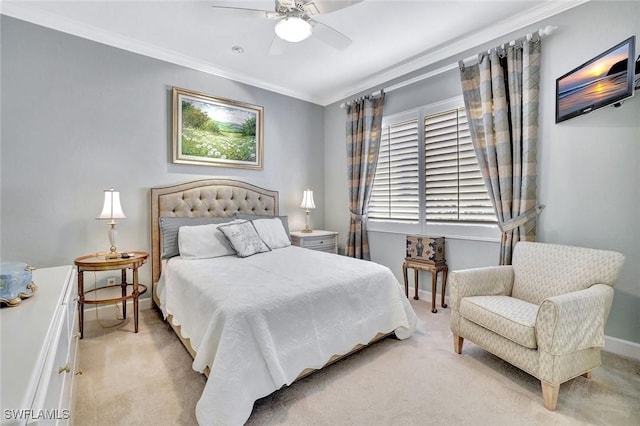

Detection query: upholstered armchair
xmin=449 ymin=242 xmax=625 ymax=410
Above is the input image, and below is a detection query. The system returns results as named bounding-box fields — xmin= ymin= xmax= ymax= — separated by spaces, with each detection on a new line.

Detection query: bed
xmin=150 ymin=179 xmax=417 ymax=425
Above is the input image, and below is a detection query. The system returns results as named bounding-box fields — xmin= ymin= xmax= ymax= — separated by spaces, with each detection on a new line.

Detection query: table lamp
xmin=97 ymin=188 xmax=126 ymax=259
xmin=300 ymin=189 xmax=315 ymax=233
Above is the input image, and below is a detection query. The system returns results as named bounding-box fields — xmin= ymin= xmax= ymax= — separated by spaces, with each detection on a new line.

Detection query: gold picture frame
xmin=172 ymin=87 xmax=264 ymax=170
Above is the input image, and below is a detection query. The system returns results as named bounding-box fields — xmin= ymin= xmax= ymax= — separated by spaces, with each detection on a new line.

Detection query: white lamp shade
xmin=300 ymin=189 xmax=316 ymax=209
xmin=275 ymin=17 xmax=313 ymax=43
xmin=97 ymin=189 xmax=126 ymax=221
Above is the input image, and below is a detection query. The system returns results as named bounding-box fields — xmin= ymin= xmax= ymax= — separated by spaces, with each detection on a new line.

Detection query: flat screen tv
xmin=556 ymin=36 xmax=636 ymax=123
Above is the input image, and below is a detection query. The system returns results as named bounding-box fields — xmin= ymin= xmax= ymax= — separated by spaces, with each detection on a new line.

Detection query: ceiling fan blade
xmin=210 ymin=5 xmax=280 ymax=20
xmin=303 ymin=0 xmax=363 ymax=16
xmin=268 ymin=34 xmax=287 ymax=56
xmin=310 ymin=19 xmax=352 ymax=50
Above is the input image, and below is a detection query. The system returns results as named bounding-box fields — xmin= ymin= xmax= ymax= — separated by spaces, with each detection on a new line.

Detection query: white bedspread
xmin=157 ymin=246 xmax=417 ymax=425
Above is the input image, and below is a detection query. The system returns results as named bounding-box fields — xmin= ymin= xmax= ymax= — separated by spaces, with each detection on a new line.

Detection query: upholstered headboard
xmin=150 ymin=179 xmax=279 ymax=287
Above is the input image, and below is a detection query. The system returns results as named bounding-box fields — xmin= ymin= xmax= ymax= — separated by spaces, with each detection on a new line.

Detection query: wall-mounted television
xmin=556 ymin=36 xmax=636 ymax=123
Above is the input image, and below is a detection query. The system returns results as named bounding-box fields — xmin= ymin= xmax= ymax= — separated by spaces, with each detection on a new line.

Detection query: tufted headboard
xmin=150 ymin=179 xmax=279 ymax=286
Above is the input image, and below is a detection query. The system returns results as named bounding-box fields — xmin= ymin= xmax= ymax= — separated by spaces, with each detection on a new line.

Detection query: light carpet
xmin=74 ymin=299 xmax=640 ymax=425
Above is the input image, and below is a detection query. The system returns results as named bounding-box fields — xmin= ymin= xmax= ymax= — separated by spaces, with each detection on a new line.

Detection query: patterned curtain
xmin=459 ymin=38 xmax=543 ymax=265
xmin=345 ymin=92 xmax=386 ymax=260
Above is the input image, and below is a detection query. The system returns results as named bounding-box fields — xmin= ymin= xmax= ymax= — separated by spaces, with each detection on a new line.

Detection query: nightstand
xmin=74 ymin=251 xmax=148 ymax=338
xmin=290 ymin=230 xmax=338 ymax=254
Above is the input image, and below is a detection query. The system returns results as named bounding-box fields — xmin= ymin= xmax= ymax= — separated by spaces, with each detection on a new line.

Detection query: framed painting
xmin=172 ymin=87 xmax=264 ymax=170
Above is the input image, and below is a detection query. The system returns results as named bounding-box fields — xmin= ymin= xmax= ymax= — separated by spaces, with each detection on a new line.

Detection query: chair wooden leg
xmin=582 ymin=371 xmax=592 ymax=379
xmin=453 ymin=334 xmax=463 ymax=354
xmin=541 ymin=382 xmax=559 ymax=411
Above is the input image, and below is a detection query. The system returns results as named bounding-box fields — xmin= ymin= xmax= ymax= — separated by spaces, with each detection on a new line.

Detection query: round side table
xmin=74 ymin=251 xmax=148 ymax=338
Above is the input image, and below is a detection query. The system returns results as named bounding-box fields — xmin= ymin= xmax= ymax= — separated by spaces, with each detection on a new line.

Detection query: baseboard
xmin=83 ymin=297 xmax=153 ymax=318
xmin=416 ymin=289 xmax=640 ymax=361
xmin=415 ymin=288 xmax=449 ymax=307
xmin=604 ymin=335 xmax=640 ymax=361
xmin=140 ymin=297 xmax=153 ymax=311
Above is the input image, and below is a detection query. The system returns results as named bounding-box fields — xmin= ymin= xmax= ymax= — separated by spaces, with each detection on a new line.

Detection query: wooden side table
xmin=74 ymin=251 xmax=148 ymax=338
xmin=402 ymin=259 xmax=448 ymax=313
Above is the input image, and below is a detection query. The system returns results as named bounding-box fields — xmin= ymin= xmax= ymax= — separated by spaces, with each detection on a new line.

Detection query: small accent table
xmin=402 ymin=259 xmax=448 ymax=313
xmin=74 ymin=251 xmax=148 ymax=338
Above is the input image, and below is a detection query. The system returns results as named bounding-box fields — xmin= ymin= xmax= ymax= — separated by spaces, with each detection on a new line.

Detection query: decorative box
xmin=405 ymin=235 xmax=446 ymax=264
xmin=0 ymin=261 xmax=37 ymax=307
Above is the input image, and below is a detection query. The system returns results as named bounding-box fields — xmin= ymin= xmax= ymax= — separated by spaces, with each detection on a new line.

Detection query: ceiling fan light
xmin=275 ymin=17 xmax=312 ymax=43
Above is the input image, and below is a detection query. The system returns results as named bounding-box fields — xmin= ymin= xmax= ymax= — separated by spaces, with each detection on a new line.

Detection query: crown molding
xmin=1 ymin=0 xmax=590 ymax=107
xmin=0 ymin=1 xmax=324 ymax=104
xmin=319 ymin=0 xmax=591 ymax=106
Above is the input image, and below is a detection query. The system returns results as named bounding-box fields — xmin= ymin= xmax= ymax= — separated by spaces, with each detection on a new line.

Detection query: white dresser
xmin=1 ymin=266 xmax=79 ymax=425
xmin=290 ymin=230 xmax=339 ymax=254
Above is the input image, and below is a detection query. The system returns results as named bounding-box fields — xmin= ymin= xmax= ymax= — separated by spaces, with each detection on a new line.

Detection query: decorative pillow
xmin=251 ymin=218 xmax=291 ymax=249
xmin=234 ymin=214 xmax=290 ymax=241
xmin=160 ymin=216 xmax=233 ymax=259
xmin=218 ymin=221 xmax=271 ymax=258
xmin=178 ymin=223 xmax=237 ymax=259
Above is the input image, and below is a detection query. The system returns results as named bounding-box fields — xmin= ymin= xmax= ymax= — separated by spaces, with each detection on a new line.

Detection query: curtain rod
xmin=340 ymin=24 xmax=557 ymax=109
xmin=459 ymin=24 xmax=557 ymax=70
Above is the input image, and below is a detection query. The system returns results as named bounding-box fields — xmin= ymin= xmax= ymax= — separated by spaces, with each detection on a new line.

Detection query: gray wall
xmin=0 ymin=16 xmax=325 ymax=291
xmin=1 ymin=2 xmax=638 ymax=344
xmin=324 ymin=1 xmax=640 ymax=343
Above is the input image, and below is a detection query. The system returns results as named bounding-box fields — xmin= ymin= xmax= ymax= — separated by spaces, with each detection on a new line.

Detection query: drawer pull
xmin=58 ymin=363 xmax=71 ymax=374
xmin=75 ymin=370 xmax=84 ymax=376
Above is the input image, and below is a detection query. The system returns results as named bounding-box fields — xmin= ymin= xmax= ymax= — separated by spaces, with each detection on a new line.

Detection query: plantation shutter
xmin=424 ymin=108 xmax=495 ymax=222
xmin=369 ymin=119 xmax=419 ymax=222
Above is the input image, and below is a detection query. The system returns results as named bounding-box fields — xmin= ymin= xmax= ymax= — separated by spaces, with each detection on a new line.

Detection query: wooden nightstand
xmin=290 ymin=230 xmax=338 ymax=254
xmin=74 ymin=251 xmax=148 ymax=338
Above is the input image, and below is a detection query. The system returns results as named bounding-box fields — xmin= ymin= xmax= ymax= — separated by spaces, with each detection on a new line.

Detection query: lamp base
xmin=302 ymin=210 xmax=313 ymax=233
xmin=104 ymin=245 xmax=120 ymax=259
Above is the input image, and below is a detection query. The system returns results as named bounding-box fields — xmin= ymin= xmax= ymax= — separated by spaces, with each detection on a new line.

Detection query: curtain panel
xmin=345 ymin=92 xmax=386 ymax=260
xmin=460 ymin=39 xmax=543 ymax=265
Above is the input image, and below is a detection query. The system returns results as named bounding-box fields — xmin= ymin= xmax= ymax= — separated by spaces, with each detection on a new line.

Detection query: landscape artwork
xmin=172 ymin=87 xmax=263 ymax=169
xmin=556 ymin=42 xmax=631 ymax=120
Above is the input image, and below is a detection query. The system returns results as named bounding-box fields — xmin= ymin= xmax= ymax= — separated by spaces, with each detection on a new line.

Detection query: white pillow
xmin=251 ymin=218 xmax=291 ymax=249
xmin=218 ymin=221 xmax=271 ymax=258
xmin=178 ymin=223 xmax=236 ymax=259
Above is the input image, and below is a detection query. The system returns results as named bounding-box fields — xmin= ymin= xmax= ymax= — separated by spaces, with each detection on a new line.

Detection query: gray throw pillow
xmin=233 ymin=214 xmax=290 ymax=241
xmin=159 ymin=216 xmax=233 ymax=259
xmin=217 ymin=221 xmax=271 ymax=258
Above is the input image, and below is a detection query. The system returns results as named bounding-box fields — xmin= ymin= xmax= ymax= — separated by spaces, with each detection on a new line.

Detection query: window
xmin=370 ymin=100 xmax=496 ymax=227
xmin=369 ymin=118 xmax=419 ymax=222
xmin=424 ymin=108 xmax=495 ymax=222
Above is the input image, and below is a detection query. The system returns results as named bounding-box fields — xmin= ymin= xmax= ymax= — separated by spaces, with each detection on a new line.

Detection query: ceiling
xmin=1 ymin=1 xmax=587 ymax=105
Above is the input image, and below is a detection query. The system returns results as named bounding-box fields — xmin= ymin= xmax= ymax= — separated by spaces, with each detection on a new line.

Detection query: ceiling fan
xmin=211 ymin=0 xmax=362 ymax=52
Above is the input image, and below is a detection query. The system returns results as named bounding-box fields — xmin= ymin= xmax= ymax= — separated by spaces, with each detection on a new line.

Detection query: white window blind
xmin=370 ymin=103 xmax=496 ymax=225
xmin=369 ymin=119 xmax=419 ymax=222
xmin=424 ymin=108 xmax=495 ymax=222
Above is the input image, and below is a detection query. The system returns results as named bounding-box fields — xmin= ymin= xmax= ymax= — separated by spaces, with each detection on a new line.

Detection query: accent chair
xmin=449 ymin=241 xmax=625 ymax=410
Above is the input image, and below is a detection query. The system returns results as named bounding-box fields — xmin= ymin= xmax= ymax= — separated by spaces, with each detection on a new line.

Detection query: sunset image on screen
xmin=557 ymin=43 xmax=631 ymax=118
